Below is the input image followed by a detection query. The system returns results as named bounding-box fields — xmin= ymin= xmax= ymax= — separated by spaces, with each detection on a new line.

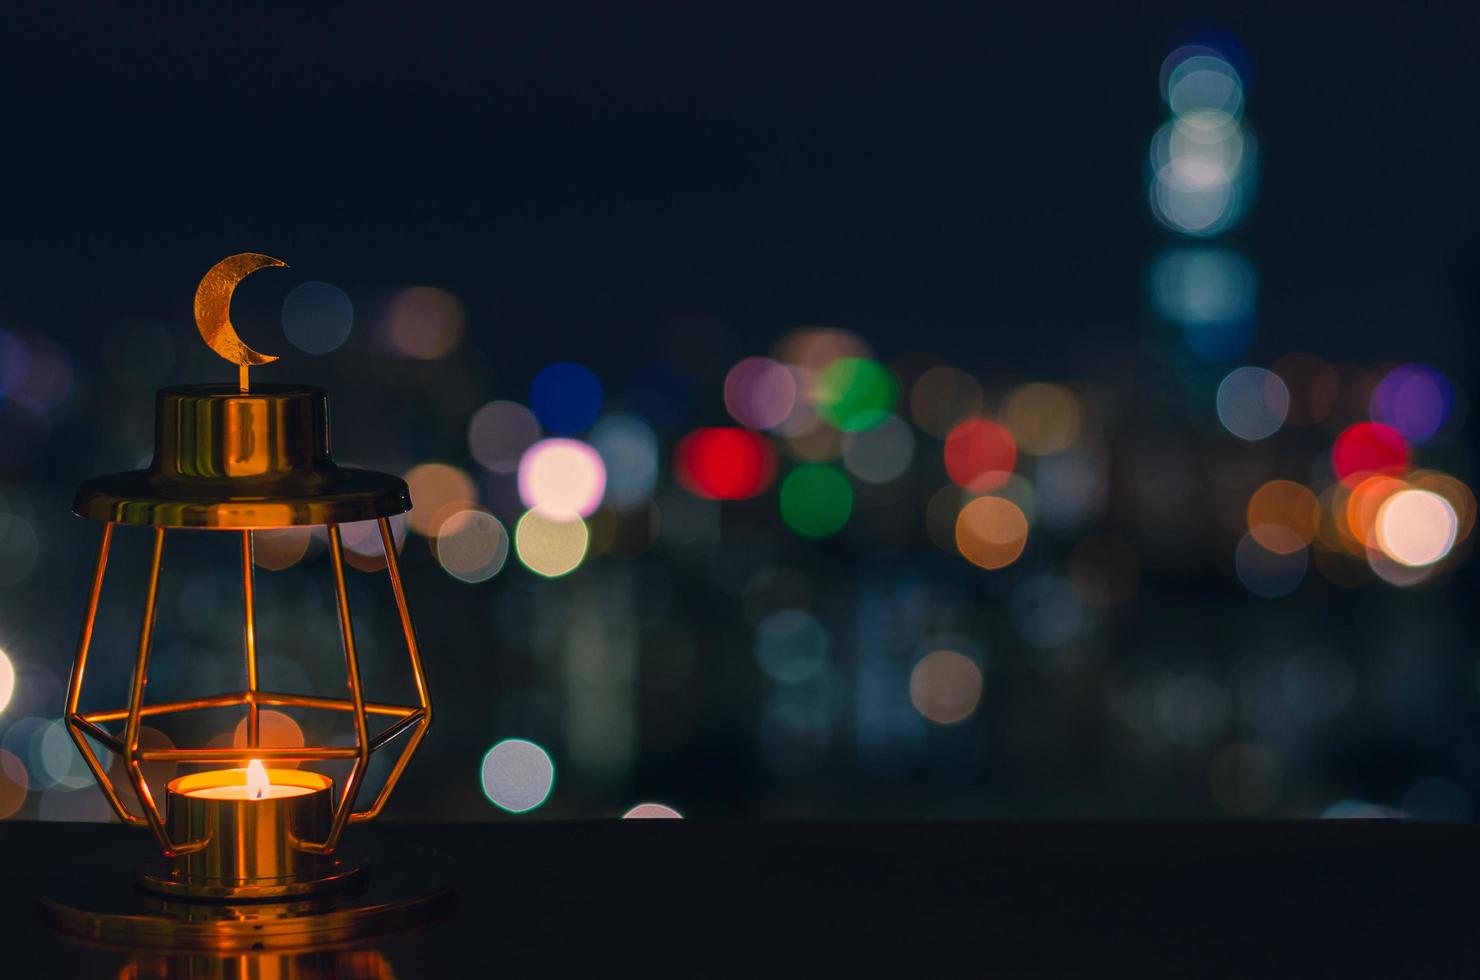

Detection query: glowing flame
xmin=245 ymin=759 xmax=269 ymax=800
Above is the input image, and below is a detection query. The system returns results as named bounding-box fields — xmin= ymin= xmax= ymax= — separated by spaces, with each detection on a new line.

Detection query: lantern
xmin=42 ymin=254 xmax=449 ymax=949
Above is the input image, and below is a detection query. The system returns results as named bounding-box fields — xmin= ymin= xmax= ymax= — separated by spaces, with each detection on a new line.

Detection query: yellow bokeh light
xmin=404 ymin=462 xmax=477 ymax=536
xmin=0 ymin=748 xmax=26 ymax=819
xmin=909 ymin=650 xmax=983 ymax=724
xmin=232 ymin=710 xmax=306 ymax=770
xmin=1376 ymin=489 xmax=1459 ymax=568
xmin=251 ymin=527 xmax=312 ymax=571
xmin=0 ymin=648 xmax=13 ymax=715
xmin=1246 ymin=480 xmax=1319 ymax=555
xmin=954 ymin=496 xmax=1029 ymax=570
xmin=515 ymin=511 xmax=589 ymax=578
xmin=1001 ymin=382 xmax=1081 ymax=455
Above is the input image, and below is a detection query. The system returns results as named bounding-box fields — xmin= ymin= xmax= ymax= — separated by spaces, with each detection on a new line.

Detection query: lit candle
xmin=184 ymin=759 xmax=315 ymax=800
xmin=144 ymin=762 xmax=345 ymax=899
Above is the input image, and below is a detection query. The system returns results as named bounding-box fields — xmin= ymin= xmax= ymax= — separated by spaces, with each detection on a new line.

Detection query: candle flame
xmin=245 ymin=759 xmax=269 ymax=800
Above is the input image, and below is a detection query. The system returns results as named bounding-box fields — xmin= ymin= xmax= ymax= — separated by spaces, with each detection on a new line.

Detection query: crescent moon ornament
xmin=194 ymin=252 xmax=289 ymax=392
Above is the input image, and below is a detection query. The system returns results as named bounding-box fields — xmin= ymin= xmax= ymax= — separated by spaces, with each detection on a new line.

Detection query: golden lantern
xmin=42 ymin=254 xmax=449 ymax=950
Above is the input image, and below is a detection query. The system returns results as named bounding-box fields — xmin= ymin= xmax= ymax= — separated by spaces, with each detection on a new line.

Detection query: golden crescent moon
xmin=194 ymin=252 xmax=288 ymax=367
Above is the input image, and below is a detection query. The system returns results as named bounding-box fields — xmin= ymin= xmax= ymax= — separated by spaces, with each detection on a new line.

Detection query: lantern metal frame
xmin=65 ymin=518 xmax=430 ymax=858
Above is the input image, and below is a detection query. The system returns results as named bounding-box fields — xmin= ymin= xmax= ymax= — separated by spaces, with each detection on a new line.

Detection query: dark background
xmin=0 ymin=6 xmax=1477 ymax=824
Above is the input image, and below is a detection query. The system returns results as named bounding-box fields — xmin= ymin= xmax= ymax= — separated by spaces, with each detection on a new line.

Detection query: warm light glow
xmin=518 ymin=438 xmax=606 ymax=519
xmin=623 ymin=803 xmax=683 ymax=819
xmin=955 ymin=496 xmax=1029 ymax=570
xmin=910 ymin=650 xmax=984 ymax=724
xmin=403 ymin=462 xmax=478 ymax=536
xmin=0 ymin=649 xmax=13 ymax=715
xmin=246 ymin=759 xmax=269 ymax=800
xmin=514 ymin=510 xmax=590 ymax=577
xmin=1376 ymin=489 xmax=1459 ymax=568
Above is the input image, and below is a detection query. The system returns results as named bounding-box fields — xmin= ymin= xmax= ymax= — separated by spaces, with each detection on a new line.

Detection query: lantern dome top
xmin=74 ymin=384 xmax=410 ymax=529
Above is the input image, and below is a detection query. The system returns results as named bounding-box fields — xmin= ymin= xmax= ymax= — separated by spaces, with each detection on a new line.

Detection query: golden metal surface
xmin=135 ymin=771 xmax=361 ymax=900
xmin=62 ymin=520 xmax=432 ymax=860
xmin=193 ymin=252 xmax=286 ymax=392
xmin=73 ymin=385 xmax=409 ymax=528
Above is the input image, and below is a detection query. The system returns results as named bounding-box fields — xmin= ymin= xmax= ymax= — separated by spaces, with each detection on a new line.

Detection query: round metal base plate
xmin=39 ymin=841 xmax=455 ymax=952
xmin=135 ymin=847 xmax=365 ymax=900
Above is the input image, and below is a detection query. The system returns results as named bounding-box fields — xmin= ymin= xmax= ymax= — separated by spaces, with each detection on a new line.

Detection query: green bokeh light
xmin=814 ymin=358 xmax=896 ymax=431
xmin=780 ymin=464 xmax=853 ymax=539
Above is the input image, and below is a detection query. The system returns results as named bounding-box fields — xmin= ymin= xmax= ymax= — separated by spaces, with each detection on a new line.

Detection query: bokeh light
xmin=232 ymin=710 xmax=305 ymax=768
xmin=754 ymin=609 xmax=829 ymax=684
xmin=955 ymin=496 xmax=1029 ymax=570
xmin=1216 ymin=366 xmax=1288 ymax=441
xmin=468 ymin=401 xmax=542 ymax=475
xmin=909 ymin=366 xmax=983 ymax=438
xmin=590 ymin=414 xmax=659 ymax=510
xmin=812 ymin=358 xmax=896 ymax=432
xmin=518 ymin=438 xmax=606 ymax=519
xmin=379 ymin=286 xmax=465 ymax=360
xmin=1235 ymin=532 xmax=1307 ymax=598
xmin=529 ymin=362 xmax=603 ymax=435
xmin=774 ymin=326 xmax=871 ymax=374
xmin=339 ymin=514 xmax=408 ymax=573
xmin=779 ymin=464 xmax=853 ymax=539
xmin=480 ymin=739 xmax=555 ymax=813
xmin=1332 ymin=422 xmax=1411 ymax=486
xmin=944 ymin=418 xmax=1017 ymax=491
xmin=1246 ymin=480 xmax=1319 ymax=555
xmin=435 ymin=509 xmax=510 ymax=583
xmin=251 ymin=527 xmax=312 ymax=571
xmin=281 ymin=281 xmax=354 ymax=355
xmin=724 ymin=357 xmax=797 ymax=430
xmin=1149 ymin=246 xmax=1256 ymax=360
xmin=1001 ymin=383 xmax=1082 ymax=456
xmin=841 ymin=414 xmax=914 ymax=484
xmin=0 ymin=649 xmax=12 ymax=715
xmin=675 ymin=428 xmax=776 ymax=500
xmin=514 ymin=511 xmax=589 ymax=578
xmin=0 ymin=748 xmax=25 ymax=819
xmin=1369 ymin=364 xmax=1453 ymax=445
xmin=623 ymin=803 xmax=683 ymax=818
xmin=1375 ymin=490 xmax=1458 ymax=568
xmin=909 ymin=650 xmax=983 ymax=725
xmin=404 ymin=462 xmax=477 ymax=536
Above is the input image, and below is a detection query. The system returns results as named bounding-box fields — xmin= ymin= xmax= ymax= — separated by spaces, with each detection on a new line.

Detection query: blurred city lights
xmin=622 ymin=803 xmax=683 ymax=818
xmin=281 ymin=280 xmax=354 ymax=355
xmin=590 ymin=414 xmax=659 ymax=510
xmin=1375 ymin=490 xmax=1458 ymax=567
xmin=434 ymin=509 xmax=510 ymax=583
xmin=944 ymin=418 xmax=1017 ymax=491
xmin=514 ymin=510 xmax=589 ymax=577
xmin=1332 ymin=422 xmax=1411 ymax=485
xmin=675 ymin=427 xmax=776 ymax=500
xmin=1234 ymin=531 xmax=1307 ymax=598
xmin=529 ymin=362 xmax=603 ymax=435
xmin=1369 ymin=364 xmax=1454 ymax=445
xmin=1001 ymin=383 xmax=1082 ymax=456
xmin=779 ymin=464 xmax=853 ymax=539
xmin=955 ymin=496 xmax=1029 ymax=570
xmin=1216 ymin=366 xmax=1288 ymax=441
xmin=724 ymin=356 xmax=797 ymax=430
xmin=909 ymin=365 xmax=984 ymax=438
xmin=0 ymin=649 xmax=11 ymax=714
xmin=841 ymin=414 xmax=914 ymax=484
xmin=909 ymin=650 xmax=983 ymax=725
xmin=0 ymin=749 xmax=25 ymax=820
xmin=518 ymin=438 xmax=606 ymax=519
xmin=480 ymin=739 xmax=555 ymax=813
xmin=1246 ymin=480 xmax=1320 ymax=555
xmin=379 ymin=286 xmax=465 ymax=359
xmin=812 ymin=357 xmax=896 ymax=432
xmin=404 ymin=462 xmax=478 ymax=536
xmin=1149 ymin=247 xmax=1256 ymax=360
xmin=468 ymin=400 xmax=542 ymax=475
xmin=754 ymin=609 xmax=830 ymax=684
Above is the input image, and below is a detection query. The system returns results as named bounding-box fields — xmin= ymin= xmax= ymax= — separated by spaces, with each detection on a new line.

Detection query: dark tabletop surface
xmin=1 ymin=818 xmax=1477 ymax=977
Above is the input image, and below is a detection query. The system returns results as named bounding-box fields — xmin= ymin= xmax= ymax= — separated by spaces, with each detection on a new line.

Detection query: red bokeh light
xmin=944 ymin=418 xmax=1017 ymax=491
xmin=675 ymin=427 xmax=777 ymax=500
xmin=1332 ymin=422 xmax=1411 ymax=486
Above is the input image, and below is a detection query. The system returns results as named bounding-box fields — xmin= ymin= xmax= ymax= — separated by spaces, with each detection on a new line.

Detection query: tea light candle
xmin=141 ymin=760 xmax=358 ymax=899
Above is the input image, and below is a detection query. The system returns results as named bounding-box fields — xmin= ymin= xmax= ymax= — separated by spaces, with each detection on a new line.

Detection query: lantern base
xmin=135 ymin=846 xmax=365 ymax=900
xmin=38 ymin=841 xmax=454 ymax=952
